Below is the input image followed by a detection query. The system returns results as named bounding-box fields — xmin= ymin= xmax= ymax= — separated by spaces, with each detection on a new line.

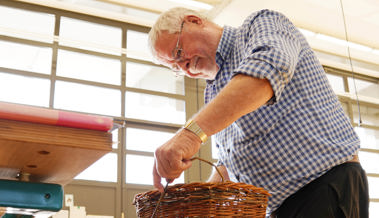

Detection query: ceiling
xmin=33 ymin=0 xmax=379 ymax=50
xmin=20 ymin=0 xmax=379 ymax=77
xmin=213 ymin=0 xmax=379 ymax=77
xmin=213 ymin=0 xmax=379 ymax=50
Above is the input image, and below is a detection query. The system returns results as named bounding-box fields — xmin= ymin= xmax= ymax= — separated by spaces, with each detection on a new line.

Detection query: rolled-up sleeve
xmin=232 ymin=10 xmax=302 ymax=103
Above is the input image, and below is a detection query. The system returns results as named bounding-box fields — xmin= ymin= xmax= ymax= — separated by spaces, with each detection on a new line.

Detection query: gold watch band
xmin=184 ymin=119 xmax=208 ymax=143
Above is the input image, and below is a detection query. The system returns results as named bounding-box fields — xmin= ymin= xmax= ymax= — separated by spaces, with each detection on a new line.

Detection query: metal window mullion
xmin=366 ymin=173 xmax=379 ymax=178
xmin=126 ymin=150 xmax=154 ymax=157
xmin=360 ymin=148 xmax=379 ymax=154
xmin=343 ymin=75 xmax=349 ymax=93
xmin=124 ymin=86 xmax=185 ymax=100
xmin=125 ymin=56 xmax=156 ymax=65
xmin=118 ymin=25 xmax=127 ymax=218
xmin=356 ymin=123 xmax=379 ymax=130
xmin=183 ymin=76 xmax=203 ymax=183
xmin=57 ymin=45 xmax=122 ymax=60
xmin=115 ymin=126 xmax=124 ymax=218
xmin=124 ymin=120 xmax=180 ymax=133
xmin=68 ymin=179 xmax=118 ymax=188
xmin=49 ymin=14 xmax=60 ymax=108
xmin=0 ymin=67 xmax=50 ymax=79
xmin=324 ymin=65 xmax=379 ymax=83
xmin=115 ymin=117 xmax=181 ymax=130
xmin=0 ymin=35 xmax=52 ymax=47
xmin=54 ymin=75 xmax=122 ymax=90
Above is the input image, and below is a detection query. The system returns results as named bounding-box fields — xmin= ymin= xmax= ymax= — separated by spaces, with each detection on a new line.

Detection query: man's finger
xmin=156 ymin=155 xmax=171 ymax=178
xmin=153 ymin=162 xmax=164 ymax=192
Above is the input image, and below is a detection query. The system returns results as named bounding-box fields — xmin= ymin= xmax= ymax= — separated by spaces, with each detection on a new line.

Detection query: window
xmin=126 ymin=62 xmax=184 ymax=95
xmin=356 ymin=127 xmax=379 ymax=150
xmin=353 ymin=105 xmax=379 ymax=127
xmin=126 ymin=30 xmax=152 ymax=61
xmin=57 ymin=50 xmax=121 ymax=85
xmin=125 ymin=154 xmax=184 ymax=185
xmin=326 ymin=73 xmax=345 ymax=93
xmin=0 ymin=40 xmax=52 ymax=74
xmin=359 ymin=151 xmax=379 ymax=174
xmin=367 ymin=177 xmax=379 ymax=199
xmin=348 ymin=77 xmax=379 ymax=99
xmin=125 ymin=91 xmax=185 ymax=124
xmin=75 ymin=153 xmax=118 ymax=182
xmin=0 ymin=5 xmax=55 ymax=42
xmin=59 ymin=17 xmax=122 ymax=55
xmin=126 ymin=127 xmax=174 ymax=152
xmin=55 ymin=81 xmax=121 ymax=116
xmin=112 ymin=129 xmax=119 ymax=149
xmin=0 ymin=2 xmax=196 ymax=217
xmin=0 ymin=72 xmax=50 ymax=107
xmin=371 ymin=202 xmax=379 ymax=217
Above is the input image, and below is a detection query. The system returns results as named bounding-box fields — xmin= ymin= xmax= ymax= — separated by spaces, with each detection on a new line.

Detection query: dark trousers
xmin=273 ymin=162 xmax=369 ymax=218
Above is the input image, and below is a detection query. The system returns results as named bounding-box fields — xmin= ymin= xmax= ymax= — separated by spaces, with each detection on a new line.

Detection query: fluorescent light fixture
xmin=311 ymin=32 xmax=373 ymax=52
xmin=316 ymin=33 xmax=347 ymax=46
xmin=347 ymin=42 xmax=372 ymax=52
xmin=299 ymin=27 xmax=379 ymax=64
xmin=298 ymin=28 xmax=316 ymax=37
xmin=169 ymin=0 xmax=213 ymax=10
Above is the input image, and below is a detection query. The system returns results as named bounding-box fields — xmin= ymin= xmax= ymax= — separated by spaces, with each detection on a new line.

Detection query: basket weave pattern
xmin=134 ymin=181 xmax=270 ymax=217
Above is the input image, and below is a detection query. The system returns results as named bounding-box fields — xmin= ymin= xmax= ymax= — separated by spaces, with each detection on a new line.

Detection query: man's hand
xmin=153 ymin=128 xmax=202 ymax=192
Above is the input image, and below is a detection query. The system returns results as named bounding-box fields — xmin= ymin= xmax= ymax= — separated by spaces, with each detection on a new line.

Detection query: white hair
xmin=148 ymin=7 xmax=208 ymax=62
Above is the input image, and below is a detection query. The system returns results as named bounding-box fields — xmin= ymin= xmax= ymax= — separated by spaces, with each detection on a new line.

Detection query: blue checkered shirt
xmin=205 ymin=9 xmax=360 ymax=216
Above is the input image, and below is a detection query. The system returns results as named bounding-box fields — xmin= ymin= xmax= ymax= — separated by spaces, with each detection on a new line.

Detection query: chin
xmin=186 ymin=67 xmax=216 ymax=79
xmin=185 ymin=71 xmax=203 ymax=79
xmin=186 ymin=70 xmax=200 ymax=77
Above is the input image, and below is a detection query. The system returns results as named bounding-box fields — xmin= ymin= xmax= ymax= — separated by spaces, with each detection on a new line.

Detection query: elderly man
xmin=148 ymin=7 xmax=368 ymax=218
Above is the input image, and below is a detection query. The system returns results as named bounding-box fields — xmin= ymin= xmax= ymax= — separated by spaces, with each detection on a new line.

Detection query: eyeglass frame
xmin=171 ymin=21 xmax=185 ymax=73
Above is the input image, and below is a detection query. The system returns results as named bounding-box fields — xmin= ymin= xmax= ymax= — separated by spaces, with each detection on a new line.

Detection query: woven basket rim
xmin=134 ymin=181 xmax=270 ymax=204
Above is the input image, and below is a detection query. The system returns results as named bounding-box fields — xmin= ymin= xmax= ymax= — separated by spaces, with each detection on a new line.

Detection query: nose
xmin=177 ymin=60 xmax=190 ymax=72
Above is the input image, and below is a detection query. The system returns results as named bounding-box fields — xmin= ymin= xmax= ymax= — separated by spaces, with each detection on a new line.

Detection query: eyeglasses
xmin=171 ymin=21 xmax=185 ymax=73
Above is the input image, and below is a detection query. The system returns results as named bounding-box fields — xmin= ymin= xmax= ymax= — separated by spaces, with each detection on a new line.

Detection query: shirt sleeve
xmin=232 ymin=10 xmax=302 ymax=103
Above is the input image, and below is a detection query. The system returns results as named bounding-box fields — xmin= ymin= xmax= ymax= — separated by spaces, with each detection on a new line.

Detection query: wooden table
xmin=0 ymin=118 xmax=112 ymax=185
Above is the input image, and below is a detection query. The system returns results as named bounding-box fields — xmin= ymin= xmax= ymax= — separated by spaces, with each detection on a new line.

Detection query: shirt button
xmin=236 ymin=174 xmax=240 ymax=181
xmin=227 ymin=148 xmax=230 ymax=153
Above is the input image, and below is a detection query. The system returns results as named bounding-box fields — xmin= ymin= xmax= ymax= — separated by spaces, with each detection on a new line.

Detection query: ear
xmin=183 ymin=15 xmax=203 ymax=25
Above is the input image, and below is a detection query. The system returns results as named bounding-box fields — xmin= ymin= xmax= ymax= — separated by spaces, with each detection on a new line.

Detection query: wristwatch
xmin=183 ymin=119 xmax=208 ymax=143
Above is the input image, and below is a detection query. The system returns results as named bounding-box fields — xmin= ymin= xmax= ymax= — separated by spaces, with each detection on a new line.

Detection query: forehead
xmin=154 ymin=31 xmax=177 ymax=66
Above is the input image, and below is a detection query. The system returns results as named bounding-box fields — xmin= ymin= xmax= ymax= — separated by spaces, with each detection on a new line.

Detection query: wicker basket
xmin=133 ymin=158 xmax=270 ymax=217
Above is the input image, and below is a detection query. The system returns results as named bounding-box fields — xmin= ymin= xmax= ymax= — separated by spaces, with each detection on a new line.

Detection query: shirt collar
xmin=216 ymin=26 xmax=237 ymax=68
xmin=207 ymin=26 xmax=236 ymax=84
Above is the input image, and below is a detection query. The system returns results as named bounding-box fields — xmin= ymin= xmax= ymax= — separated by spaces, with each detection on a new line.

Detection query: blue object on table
xmin=0 ymin=179 xmax=63 ymax=216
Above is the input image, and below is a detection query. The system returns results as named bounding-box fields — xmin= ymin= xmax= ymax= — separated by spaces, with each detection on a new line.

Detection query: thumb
xmin=180 ymin=158 xmax=193 ymax=171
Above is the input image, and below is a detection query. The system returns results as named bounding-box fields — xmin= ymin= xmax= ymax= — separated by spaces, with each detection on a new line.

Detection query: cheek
xmin=199 ymin=56 xmax=216 ymax=68
xmin=186 ymin=41 xmax=207 ymax=56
